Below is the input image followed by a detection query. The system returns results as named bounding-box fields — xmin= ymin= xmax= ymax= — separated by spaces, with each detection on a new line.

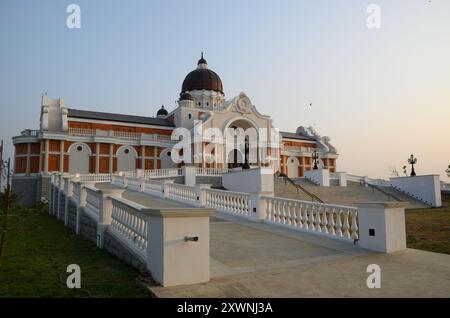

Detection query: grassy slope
xmin=405 ymin=193 xmax=450 ymax=255
xmin=0 ymin=201 xmax=148 ymax=298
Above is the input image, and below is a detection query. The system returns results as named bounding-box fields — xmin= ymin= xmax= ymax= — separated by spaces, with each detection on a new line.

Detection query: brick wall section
xmin=12 ymin=176 xmax=38 ymax=207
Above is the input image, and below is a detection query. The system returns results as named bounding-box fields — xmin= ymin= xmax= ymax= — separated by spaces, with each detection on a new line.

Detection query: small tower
xmin=178 ymin=92 xmax=195 ymax=108
xmin=156 ymin=105 xmax=168 ymax=118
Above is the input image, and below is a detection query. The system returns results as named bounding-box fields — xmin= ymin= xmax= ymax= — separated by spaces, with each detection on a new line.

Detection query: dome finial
xmin=198 ymin=52 xmax=207 ymax=66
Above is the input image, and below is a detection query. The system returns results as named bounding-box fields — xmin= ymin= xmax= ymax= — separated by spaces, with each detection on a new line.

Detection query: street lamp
xmin=446 ymin=164 xmax=450 ymax=177
xmin=407 ymin=154 xmax=417 ymax=177
xmin=312 ymin=150 xmax=319 ymax=170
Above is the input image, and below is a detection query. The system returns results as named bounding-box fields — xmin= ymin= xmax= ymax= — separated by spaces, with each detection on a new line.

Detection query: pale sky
xmin=1 ymin=0 xmax=449 ymax=180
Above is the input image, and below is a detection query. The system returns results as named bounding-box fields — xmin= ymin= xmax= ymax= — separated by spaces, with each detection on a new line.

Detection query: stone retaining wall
xmin=78 ymin=209 xmax=98 ymax=244
xmin=103 ymin=232 xmax=147 ymax=273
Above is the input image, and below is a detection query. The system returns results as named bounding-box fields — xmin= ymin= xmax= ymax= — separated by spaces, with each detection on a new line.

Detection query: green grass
xmin=405 ymin=193 xmax=450 ymax=255
xmin=0 ymin=199 xmax=149 ymax=298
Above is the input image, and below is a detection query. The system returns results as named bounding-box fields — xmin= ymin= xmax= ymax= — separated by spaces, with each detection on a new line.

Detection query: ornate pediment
xmin=232 ymin=92 xmax=252 ymax=114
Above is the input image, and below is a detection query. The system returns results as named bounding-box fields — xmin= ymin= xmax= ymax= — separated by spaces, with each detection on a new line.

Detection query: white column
xmin=59 ymin=140 xmax=64 ymax=173
xmin=26 ymin=143 xmax=31 ymax=175
xmin=95 ymin=143 xmax=100 ymax=174
xmin=141 ymin=145 xmax=146 ymax=170
xmin=44 ymin=139 xmax=49 ymax=173
xmin=183 ymin=165 xmax=197 ymax=186
xmin=109 ymin=143 xmax=113 ymax=174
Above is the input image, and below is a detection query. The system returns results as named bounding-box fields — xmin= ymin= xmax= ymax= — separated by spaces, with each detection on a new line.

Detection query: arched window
xmin=116 ymin=146 xmax=137 ymax=172
xmin=68 ymin=143 xmax=91 ymax=174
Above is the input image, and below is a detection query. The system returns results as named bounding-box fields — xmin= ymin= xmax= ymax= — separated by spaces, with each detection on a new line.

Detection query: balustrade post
xmin=57 ymin=175 xmax=65 ymax=220
xmin=48 ymin=174 xmax=54 ymax=215
xmin=249 ymin=194 xmax=269 ymax=222
xmin=76 ymin=183 xmax=87 ymax=235
xmin=194 ymin=185 xmax=210 ymax=207
xmin=64 ymin=177 xmax=74 ymax=226
xmin=136 ymin=169 xmax=144 ymax=178
xmin=161 ymin=179 xmax=173 ymax=199
xmin=96 ymin=189 xmax=126 ymax=248
xmin=146 ymin=208 xmax=214 ymax=286
xmin=354 ymin=202 xmax=407 ymax=253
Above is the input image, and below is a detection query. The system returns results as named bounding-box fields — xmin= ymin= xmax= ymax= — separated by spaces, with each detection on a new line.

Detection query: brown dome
xmin=181 ymin=54 xmax=224 ymax=94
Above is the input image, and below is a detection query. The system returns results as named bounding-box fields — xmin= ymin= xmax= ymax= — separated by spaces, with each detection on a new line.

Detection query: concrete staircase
xmin=274 ymin=177 xmax=429 ymax=209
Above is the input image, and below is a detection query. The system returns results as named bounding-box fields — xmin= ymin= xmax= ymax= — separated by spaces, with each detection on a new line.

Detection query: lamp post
xmin=446 ymin=164 xmax=450 ymax=178
xmin=312 ymin=150 xmax=319 ymax=170
xmin=407 ymin=154 xmax=417 ymax=177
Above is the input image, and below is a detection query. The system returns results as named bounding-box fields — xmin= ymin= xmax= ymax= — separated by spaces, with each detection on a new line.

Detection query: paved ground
xmin=150 ymin=213 xmax=450 ymax=298
xmin=96 ymin=182 xmax=450 ymax=298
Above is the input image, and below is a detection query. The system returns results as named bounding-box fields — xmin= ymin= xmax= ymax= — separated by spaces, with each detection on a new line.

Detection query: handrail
xmin=283 ymin=176 xmax=324 ymax=203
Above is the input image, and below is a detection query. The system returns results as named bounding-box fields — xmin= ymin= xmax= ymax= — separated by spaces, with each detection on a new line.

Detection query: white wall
xmin=222 ymin=167 xmax=274 ymax=194
xmin=304 ymin=169 xmax=330 ymax=187
xmin=390 ymin=175 xmax=442 ymax=207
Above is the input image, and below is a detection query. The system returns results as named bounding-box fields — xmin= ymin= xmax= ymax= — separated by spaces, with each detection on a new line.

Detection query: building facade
xmin=12 ymin=55 xmax=338 ymax=203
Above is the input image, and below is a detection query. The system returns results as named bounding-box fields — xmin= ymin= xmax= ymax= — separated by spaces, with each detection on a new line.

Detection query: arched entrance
xmin=225 ymin=118 xmax=259 ymax=169
xmin=68 ymin=143 xmax=91 ymax=174
xmin=116 ymin=146 xmax=137 ymax=172
xmin=286 ymin=156 xmax=299 ymax=178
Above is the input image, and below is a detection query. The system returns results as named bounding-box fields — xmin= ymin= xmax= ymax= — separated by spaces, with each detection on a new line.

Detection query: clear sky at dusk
xmin=1 ymin=0 xmax=449 ymax=180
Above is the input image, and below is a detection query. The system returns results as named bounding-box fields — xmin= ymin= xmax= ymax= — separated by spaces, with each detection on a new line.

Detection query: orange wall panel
xmin=30 ymin=157 xmax=40 ymax=173
xmin=100 ymin=143 xmax=110 ymax=155
xmin=99 ymin=157 xmax=109 ymax=173
xmin=15 ymin=157 xmax=26 ymax=173
xmin=30 ymin=143 xmax=40 ymax=154
xmin=15 ymin=144 xmax=27 ymax=155
xmin=48 ymin=155 xmax=59 ymax=172
xmin=49 ymin=140 xmax=60 ymax=152
xmin=144 ymin=160 xmax=154 ymax=170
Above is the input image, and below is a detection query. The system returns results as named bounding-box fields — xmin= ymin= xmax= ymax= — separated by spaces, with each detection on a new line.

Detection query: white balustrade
xmin=109 ymin=196 xmax=148 ymax=261
xmin=196 ymin=168 xmax=229 ymax=176
xmin=122 ymin=170 xmax=137 ymax=178
xmin=262 ymin=196 xmax=359 ymax=240
xmin=166 ymin=183 xmax=197 ymax=204
xmin=68 ymin=127 xmax=96 ymax=136
xmin=204 ymin=188 xmax=250 ymax=216
xmin=144 ymin=168 xmax=182 ymax=179
xmin=78 ymin=173 xmax=111 ymax=183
